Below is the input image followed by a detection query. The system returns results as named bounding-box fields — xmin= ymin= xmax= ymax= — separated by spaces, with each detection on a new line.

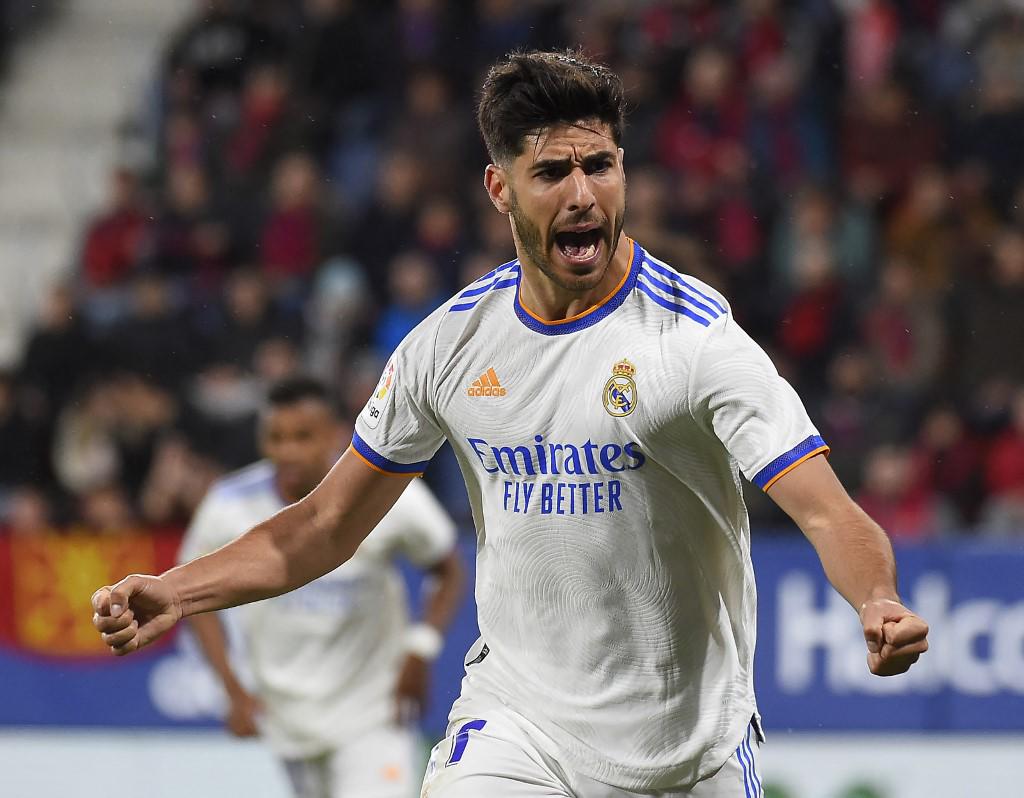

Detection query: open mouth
xmin=554 ymin=227 xmax=603 ymax=263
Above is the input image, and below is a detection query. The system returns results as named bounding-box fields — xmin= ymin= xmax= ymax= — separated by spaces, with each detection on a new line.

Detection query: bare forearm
xmin=767 ymin=455 xmax=900 ymax=611
xmin=163 ymin=500 xmax=340 ymax=617
xmin=802 ymin=503 xmax=900 ymax=611
xmin=187 ymin=612 xmax=245 ymax=697
xmin=164 ymin=451 xmax=416 ymax=618
xmin=421 ymin=552 xmax=465 ymax=632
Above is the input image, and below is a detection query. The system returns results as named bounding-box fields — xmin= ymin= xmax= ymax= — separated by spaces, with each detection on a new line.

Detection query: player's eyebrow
xmin=530 ymin=150 xmax=617 ymax=173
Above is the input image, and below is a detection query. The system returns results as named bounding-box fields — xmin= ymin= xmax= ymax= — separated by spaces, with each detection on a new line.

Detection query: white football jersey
xmin=179 ymin=462 xmax=456 ymax=758
xmin=353 ymin=240 xmax=827 ymax=790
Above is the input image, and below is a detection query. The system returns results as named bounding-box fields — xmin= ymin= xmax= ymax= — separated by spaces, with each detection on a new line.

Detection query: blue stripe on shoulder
xmin=457 ymin=262 xmax=517 ymax=298
xmin=636 ymin=281 xmax=712 ymax=326
xmin=638 ymin=266 xmax=720 ymax=319
xmin=643 ymin=256 xmax=728 ymax=315
xmin=449 ymin=264 xmax=520 ymax=313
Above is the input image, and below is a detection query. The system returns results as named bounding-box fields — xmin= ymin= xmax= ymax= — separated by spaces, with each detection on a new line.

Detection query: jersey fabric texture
xmin=353 ymin=240 xmax=827 ymax=790
xmin=179 ymin=462 xmax=457 ymax=758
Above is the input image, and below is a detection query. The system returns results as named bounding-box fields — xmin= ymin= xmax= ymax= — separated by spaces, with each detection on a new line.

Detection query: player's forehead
xmin=263 ymin=398 xmax=332 ymax=430
xmin=518 ymin=120 xmax=617 ymax=166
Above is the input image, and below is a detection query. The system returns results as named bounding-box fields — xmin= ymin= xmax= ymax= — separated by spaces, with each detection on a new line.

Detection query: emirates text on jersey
xmin=467 ymin=435 xmax=646 ymax=516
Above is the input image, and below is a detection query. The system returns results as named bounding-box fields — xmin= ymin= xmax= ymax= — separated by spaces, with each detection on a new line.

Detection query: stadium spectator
xmin=413 ymin=195 xmax=468 ymax=288
xmin=374 ymin=250 xmax=445 ymax=358
xmin=956 ymin=12 xmax=1024 ymax=211
xmin=861 ymin=257 xmax=944 ymax=405
xmin=78 ymin=484 xmax=137 ymax=535
xmin=981 ymin=387 xmax=1024 ymax=535
xmin=147 ymin=164 xmax=232 ymax=285
xmin=813 ymin=347 xmax=887 ymax=489
xmin=912 ymin=404 xmax=987 ymax=526
xmin=388 ymin=68 xmax=468 ymax=194
xmin=745 ymin=52 xmax=830 ymax=196
xmin=164 ymin=0 xmax=283 ymax=100
xmin=183 ymin=362 xmax=262 ymax=470
xmin=0 ymin=373 xmax=48 ymax=491
xmin=2 ymin=486 xmax=53 ymax=536
xmin=224 ymin=62 xmax=296 ymax=186
xmin=656 ymin=45 xmax=746 ymax=183
xmin=770 ymin=183 xmax=876 ymax=293
xmin=139 ymin=436 xmax=221 ymax=526
xmin=951 ymin=227 xmax=1024 ymax=395
xmin=353 ymin=149 xmax=426 ymax=289
xmin=884 ymin=165 xmax=957 ymax=295
xmin=80 ymin=169 xmax=147 ymax=293
xmin=202 ymin=268 xmax=300 ymax=371
xmin=774 ymin=239 xmax=853 ymax=390
xmin=4 ymin=0 xmax=1024 ymax=535
xmin=18 ymin=284 xmax=95 ymax=423
xmin=104 ymin=273 xmax=197 ymax=390
xmin=841 ymin=80 xmax=939 ymax=204
xmin=51 ymin=378 xmax=122 ymax=499
xmin=857 ymin=445 xmax=956 ymax=541
xmin=107 ymin=374 xmax=180 ymax=502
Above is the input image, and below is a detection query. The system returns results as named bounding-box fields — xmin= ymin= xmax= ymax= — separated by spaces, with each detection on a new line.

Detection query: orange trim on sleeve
xmin=518 ymin=238 xmax=635 ymax=326
xmin=347 ymin=446 xmax=424 ymax=477
xmin=762 ymin=445 xmax=831 ymax=491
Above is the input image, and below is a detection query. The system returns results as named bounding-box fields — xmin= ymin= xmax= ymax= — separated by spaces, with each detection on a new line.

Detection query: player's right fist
xmin=91 ymin=574 xmax=183 ymax=656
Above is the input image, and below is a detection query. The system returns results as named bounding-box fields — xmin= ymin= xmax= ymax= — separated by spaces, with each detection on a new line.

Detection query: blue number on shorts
xmin=445 ymin=719 xmax=487 ymax=767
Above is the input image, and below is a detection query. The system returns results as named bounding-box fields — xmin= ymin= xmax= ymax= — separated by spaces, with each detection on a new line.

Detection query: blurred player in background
xmin=178 ymin=376 xmax=464 ymax=798
xmin=92 ymin=51 xmax=929 ymax=797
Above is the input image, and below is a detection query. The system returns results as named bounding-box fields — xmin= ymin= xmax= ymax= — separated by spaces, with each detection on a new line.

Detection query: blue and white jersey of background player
xmin=353 ymin=239 xmax=829 ymax=791
xmin=179 ymin=461 xmax=456 ymax=760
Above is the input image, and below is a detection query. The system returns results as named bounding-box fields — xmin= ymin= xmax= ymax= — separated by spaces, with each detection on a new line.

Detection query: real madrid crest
xmin=603 ymin=358 xmax=638 ymax=417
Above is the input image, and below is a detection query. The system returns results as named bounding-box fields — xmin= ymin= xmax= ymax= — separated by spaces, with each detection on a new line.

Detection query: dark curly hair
xmin=477 ymin=50 xmax=626 ymax=166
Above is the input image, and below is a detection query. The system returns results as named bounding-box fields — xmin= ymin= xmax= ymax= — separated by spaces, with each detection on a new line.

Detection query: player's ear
xmin=484 ymin=164 xmax=511 ymax=215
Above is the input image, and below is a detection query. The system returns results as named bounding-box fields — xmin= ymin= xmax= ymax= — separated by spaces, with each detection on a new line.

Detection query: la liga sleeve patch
xmin=361 ymin=357 xmax=396 ymax=430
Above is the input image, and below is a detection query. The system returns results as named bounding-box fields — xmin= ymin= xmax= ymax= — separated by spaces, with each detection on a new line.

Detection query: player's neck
xmin=274 ymin=476 xmax=312 ymax=505
xmin=517 ymin=235 xmax=632 ymax=322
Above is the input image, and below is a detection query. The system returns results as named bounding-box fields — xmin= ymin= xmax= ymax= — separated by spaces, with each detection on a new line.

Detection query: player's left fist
xmin=860 ymin=597 xmax=929 ymax=677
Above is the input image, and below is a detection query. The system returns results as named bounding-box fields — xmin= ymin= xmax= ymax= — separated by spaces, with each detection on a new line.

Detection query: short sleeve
xmin=352 ymin=318 xmax=447 ymax=475
xmin=688 ymin=316 xmax=829 ymax=491
xmin=388 ymin=479 xmax=458 ymax=567
xmin=177 ymin=490 xmax=237 ymax=565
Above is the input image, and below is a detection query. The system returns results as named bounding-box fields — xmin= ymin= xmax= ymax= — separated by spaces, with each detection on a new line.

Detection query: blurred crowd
xmin=1 ymin=0 xmax=1023 ymax=539
xmin=0 ymin=0 xmax=56 ymax=77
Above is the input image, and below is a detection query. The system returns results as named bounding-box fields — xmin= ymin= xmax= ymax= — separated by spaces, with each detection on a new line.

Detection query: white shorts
xmin=281 ymin=724 xmax=420 ymax=798
xmin=420 ymin=708 xmax=764 ymax=798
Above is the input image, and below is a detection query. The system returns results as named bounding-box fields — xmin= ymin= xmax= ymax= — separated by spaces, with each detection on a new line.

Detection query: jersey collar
xmin=513 ymin=238 xmax=641 ymax=336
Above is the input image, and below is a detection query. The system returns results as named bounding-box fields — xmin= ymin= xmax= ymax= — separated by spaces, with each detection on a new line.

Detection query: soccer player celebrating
xmin=93 ymin=52 xmax=929 ymax=797
xmin=177 ymin=377 xmax=464 ymax=798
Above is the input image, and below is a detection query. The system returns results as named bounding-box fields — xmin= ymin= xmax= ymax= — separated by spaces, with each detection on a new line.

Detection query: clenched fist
xmin=860 ymin=597 xmax=929 ymax=676
xmin=91 ymin=574 xmax=183 ymax=656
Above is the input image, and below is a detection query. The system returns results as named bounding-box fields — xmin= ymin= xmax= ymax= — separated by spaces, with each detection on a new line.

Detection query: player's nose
xmin=564 ymin=168 xmax=596 ymax=213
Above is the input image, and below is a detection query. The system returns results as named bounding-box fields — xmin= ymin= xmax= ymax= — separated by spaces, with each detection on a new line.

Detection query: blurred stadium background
xmin=0 ymin=1 xmax=1022 ymax=796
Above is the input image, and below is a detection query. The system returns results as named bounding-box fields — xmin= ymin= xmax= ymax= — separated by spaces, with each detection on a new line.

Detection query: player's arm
xmin=92 ymin=448 xmax=416 ymax=655
xmin=187 ymin=612 xmax=262 ymax=736
xmin=419 ymin=550 xmax=465 ymax=634
xmin=766 ymin=453 xmax=929 ymax=676
xmin=394 ymin=550 xmax=466 ymax=723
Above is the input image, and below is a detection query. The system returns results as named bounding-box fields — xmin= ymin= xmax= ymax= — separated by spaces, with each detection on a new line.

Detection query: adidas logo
xmin=468 ymin=367 xmax=507 ymax=397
